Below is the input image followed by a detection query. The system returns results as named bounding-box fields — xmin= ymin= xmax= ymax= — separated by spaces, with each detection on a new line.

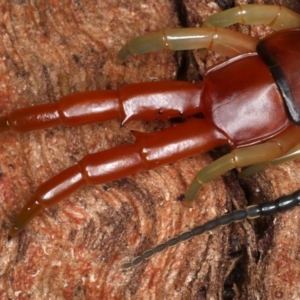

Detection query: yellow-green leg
xmin=118 ymin=5 xmax=300 ymax=62
xmin=204 ymin=4 xmax=300 ymax=30
xmin=117 ymin=27 xmax=258 ymax=62
xmin=240 ymin=144 xmax=300 ymax=177
xmin=184 ymin=126 xmax=300 ymax=206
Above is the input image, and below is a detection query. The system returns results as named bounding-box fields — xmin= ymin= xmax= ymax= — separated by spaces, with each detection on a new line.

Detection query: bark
xmin=0 ymin=0 xmax=300 ymax=299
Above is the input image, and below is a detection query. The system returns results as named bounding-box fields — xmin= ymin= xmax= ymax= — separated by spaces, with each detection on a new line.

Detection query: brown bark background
xmin=0 ymin=0 xmax=300 ymax=299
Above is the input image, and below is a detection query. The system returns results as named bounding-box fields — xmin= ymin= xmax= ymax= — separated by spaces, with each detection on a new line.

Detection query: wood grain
xmin=0 ymin=1 xmax=300 ymax=299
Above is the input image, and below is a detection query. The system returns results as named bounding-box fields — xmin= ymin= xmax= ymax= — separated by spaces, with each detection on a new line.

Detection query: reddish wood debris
xmin=1 ymin=0 xmax=300 ymax=299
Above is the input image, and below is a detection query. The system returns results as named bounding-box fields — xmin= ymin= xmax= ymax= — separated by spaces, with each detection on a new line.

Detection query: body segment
xmin=201 ymin=53 xmax=289 ymax=147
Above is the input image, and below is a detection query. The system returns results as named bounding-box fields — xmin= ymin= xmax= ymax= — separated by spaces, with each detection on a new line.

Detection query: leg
xmin=117 ymin=27 xmax=258 ymax=62
xmin=184 ymin=126 xmax=300 ymax=206
xmin=240 ymin=144 xmax=300 ymax=177
xmin=0 ymin=81 xmax=202 ymax=133
xmin=9 ymin=118 xmax=228 ymax=237
xmin=203 ymin=5 xmax=300 ymax=30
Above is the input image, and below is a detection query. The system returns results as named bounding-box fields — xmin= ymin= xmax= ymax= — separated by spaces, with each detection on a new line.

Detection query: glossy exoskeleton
xmin=2 ymin=4 xmax=300 ymax=268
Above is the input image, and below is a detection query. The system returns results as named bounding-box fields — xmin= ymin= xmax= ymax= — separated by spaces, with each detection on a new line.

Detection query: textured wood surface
xmin=0 ymin=1 xmax=300 ymax=299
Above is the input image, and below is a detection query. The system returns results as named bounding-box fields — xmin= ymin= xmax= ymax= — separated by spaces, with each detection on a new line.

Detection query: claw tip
xmin=8 ymin=225 xmax=21 ymax=239
xmin=0 ymin=116 xmax=9 ymax=132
